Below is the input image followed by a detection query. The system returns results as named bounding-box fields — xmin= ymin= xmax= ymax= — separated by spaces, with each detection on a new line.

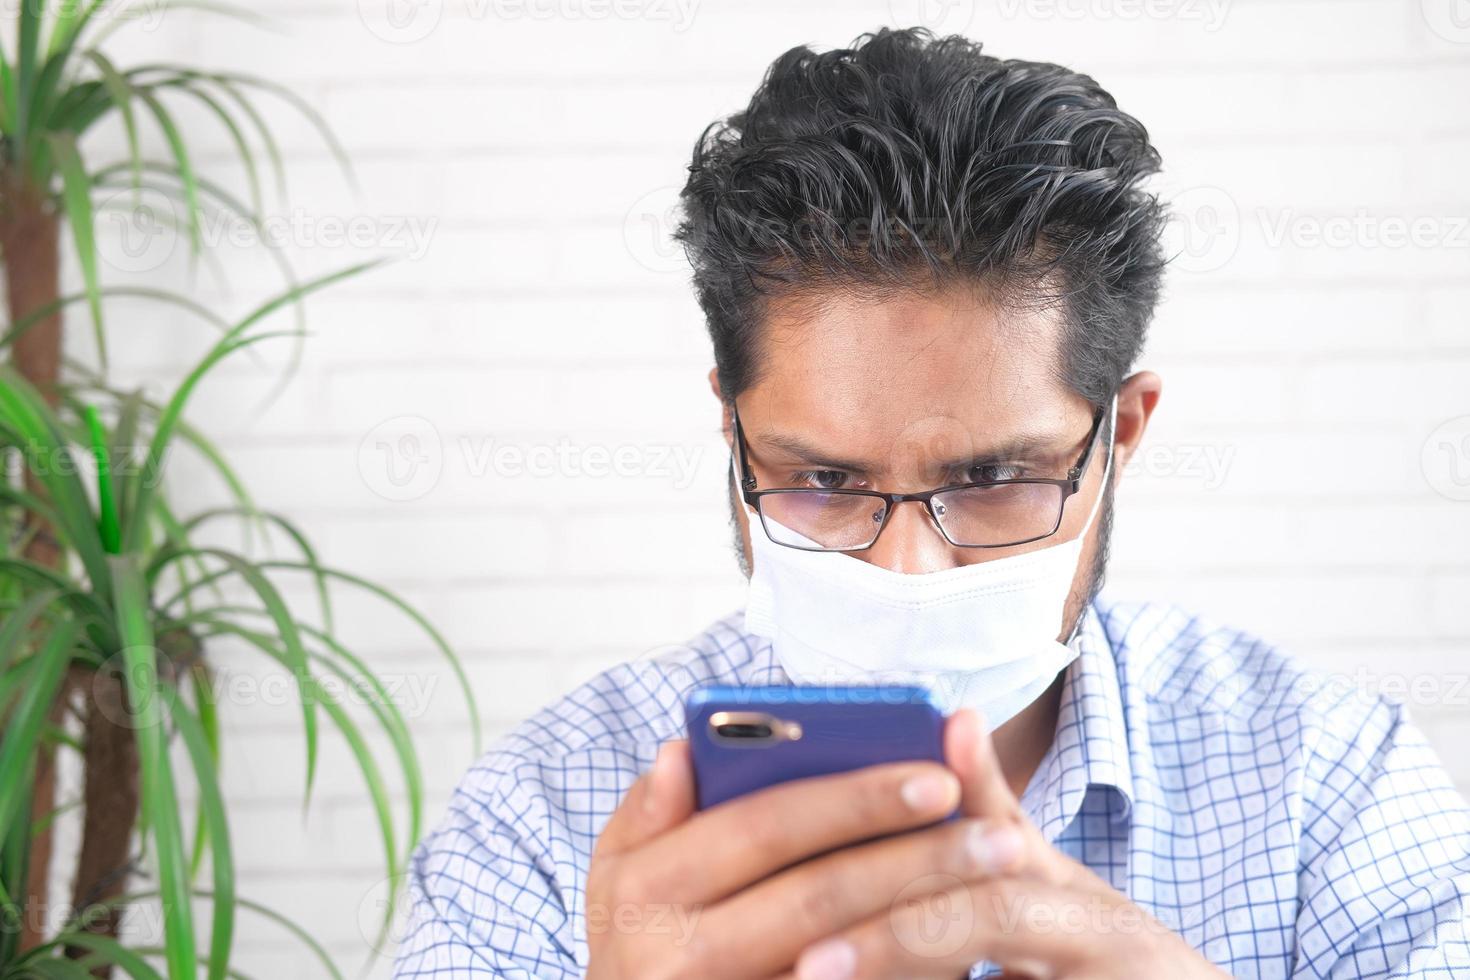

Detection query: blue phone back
xmin=685 ymin=685 xmax=945 ymax=810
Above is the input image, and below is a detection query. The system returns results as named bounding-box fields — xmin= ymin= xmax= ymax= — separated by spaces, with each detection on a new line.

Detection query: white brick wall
xmin=42 ymin=0 xmax=1470 ymax=974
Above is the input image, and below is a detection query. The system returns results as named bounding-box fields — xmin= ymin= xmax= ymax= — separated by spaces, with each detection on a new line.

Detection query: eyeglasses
xmin=732 ymin=403 xmax=1108 ymax=553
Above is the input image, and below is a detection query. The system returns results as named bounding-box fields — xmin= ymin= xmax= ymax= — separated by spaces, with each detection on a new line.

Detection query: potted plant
xmin=1 ymin=3 xmax=476 ymax=976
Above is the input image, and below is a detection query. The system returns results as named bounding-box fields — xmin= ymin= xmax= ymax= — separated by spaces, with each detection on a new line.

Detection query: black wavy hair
xmin=674 ymin=27 xmax=1168 ymax=409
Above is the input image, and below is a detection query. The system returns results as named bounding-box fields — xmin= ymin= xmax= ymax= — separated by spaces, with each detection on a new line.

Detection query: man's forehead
xmin=755 ymin=284 xmax=1063 ymax=396
xmin=742 ymin=285 xmax=1079 ymax=467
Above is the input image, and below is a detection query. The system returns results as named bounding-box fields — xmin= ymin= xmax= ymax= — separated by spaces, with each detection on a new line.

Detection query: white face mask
xmin=741 ymin=396 xmax=1116 ymax=728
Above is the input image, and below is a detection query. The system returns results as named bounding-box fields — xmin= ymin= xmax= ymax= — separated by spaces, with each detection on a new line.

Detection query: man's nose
xmin=858 ymin=498 xmax=960 ymax=574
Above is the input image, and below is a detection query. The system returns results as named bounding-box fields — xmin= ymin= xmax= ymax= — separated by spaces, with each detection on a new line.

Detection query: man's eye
xmin=966 ymin=463 xmax=1025 ymax=483
xmin=794 ymin=470 xmax=849 ymax=490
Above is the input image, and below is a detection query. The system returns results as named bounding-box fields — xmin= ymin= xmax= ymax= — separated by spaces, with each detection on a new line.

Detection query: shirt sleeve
xmin=392 ymin=773 xmax=582 ymax=980
xmin=1292 ymin=694 xmax=1470 ymax=979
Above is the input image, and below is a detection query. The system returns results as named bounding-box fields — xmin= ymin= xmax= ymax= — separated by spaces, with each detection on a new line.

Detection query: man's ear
xmin=1112 ymin=370 xmax=1162 ymax=476
xmin=708 ymin=367 xmax=733 ymax=448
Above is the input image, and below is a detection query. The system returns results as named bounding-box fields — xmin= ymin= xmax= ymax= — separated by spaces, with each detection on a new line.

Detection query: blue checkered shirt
xmin=393 ymin=595 xmax=1470 ymax=978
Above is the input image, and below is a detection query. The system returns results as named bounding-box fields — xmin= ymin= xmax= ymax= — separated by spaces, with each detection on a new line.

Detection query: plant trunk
xmin=66 ymin=671 xmax=140 ymax=972
xmin=1 ymin=172 xmax=64 ymax=410
xmin=1 ymin=167 xmax=69 ymax=957
xmin=3 ymin=170 xmax=140 ymax=974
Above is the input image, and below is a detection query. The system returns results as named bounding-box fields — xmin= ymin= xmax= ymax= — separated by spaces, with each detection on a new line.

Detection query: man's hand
xmin=779 ymin=708 xmax=1231 ymax=980
xmin=585 ymin=709 xmax=1228 ymax=980
xmin=586 ymin=733 xmax=1003 ymax=979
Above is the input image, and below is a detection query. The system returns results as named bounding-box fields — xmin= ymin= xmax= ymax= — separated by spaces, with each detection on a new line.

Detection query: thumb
xmin=945 ymin=708 xmax=1023 ymax=822
xmin=595 ymin=739 xmax=696 ymax=856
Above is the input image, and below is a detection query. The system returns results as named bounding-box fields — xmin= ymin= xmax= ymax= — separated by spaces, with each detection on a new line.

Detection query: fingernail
xmin=965 ymin=821 xmax=1023 ymax=874
xmin=901 ymin=771 xmax=959 ymax=813
xmin=796 ymin=938 xmax=856 ymax=980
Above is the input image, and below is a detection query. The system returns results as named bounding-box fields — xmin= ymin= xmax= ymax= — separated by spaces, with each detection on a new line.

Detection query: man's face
xmin=718 ymin=283 xmax=1157 ymax=643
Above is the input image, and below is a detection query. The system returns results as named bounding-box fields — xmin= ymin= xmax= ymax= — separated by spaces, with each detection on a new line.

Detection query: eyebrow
xmin=753 ymin=428 xmax=1071 ymax=475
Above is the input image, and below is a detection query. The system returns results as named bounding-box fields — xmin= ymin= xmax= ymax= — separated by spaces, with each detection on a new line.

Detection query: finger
xmin=947 ymin=710 xmax=1082 ymax=888
xmin=946 ymin=708 xmax=1023 ymax=822
xmin=628 ymin=761 xmax=961 ymax=906
xmin=795 ymin=878 xmax=1104 ymax=980
xmin=703 ymin=816 xmax=1024 ymax=976
xmin=595 ymin=739 xmax=696 ymax=857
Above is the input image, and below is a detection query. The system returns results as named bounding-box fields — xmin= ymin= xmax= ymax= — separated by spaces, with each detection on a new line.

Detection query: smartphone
xmin=685 ymin=685 xmax=946 ymax=811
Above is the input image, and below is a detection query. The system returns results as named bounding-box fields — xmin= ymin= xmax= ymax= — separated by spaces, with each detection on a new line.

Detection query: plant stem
xmin=1 ymin=170 xmax=63 ymax=408
xmin=0 ymin=164 xmax=72 ymax=958
xmin=66 ymin=669 xmax=140 ymax=979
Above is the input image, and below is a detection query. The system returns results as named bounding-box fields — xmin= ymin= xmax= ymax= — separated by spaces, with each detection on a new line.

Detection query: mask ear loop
xmin=729 ymin=452 xmax=758 ymax=523
xmin=1063 ymin=393 xmax=1120 ymax=646
xmin=1074 ymin=393 xmax=1120 ymax=541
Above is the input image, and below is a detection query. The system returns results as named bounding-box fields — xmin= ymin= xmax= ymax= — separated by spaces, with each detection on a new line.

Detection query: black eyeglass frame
xmin=731 ymin=402 xmax=1109 ymax=553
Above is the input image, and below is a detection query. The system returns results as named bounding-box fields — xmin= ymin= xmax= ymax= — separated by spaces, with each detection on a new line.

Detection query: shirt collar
xmin=1018 ymin=597 xmax=1136 ymax=843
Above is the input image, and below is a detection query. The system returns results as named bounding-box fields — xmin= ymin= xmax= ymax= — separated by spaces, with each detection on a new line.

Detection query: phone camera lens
xmin=716 ymin=722 xmax=774 ymax=740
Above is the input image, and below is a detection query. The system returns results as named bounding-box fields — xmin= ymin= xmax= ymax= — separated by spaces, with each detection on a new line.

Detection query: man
xmin=394 ymin=28 xmax=1470 ymax=979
